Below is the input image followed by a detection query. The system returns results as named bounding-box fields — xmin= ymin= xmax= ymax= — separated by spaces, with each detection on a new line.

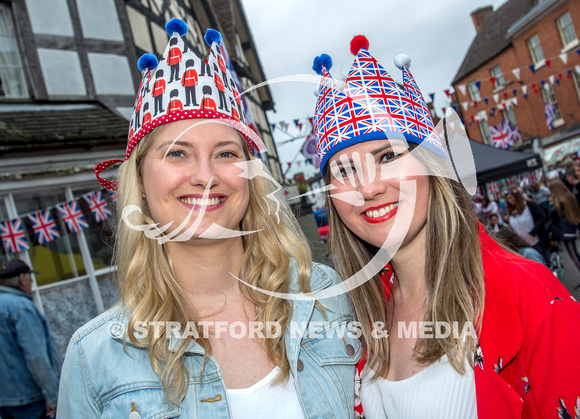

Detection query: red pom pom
xmin=350 ymin=35 xmax=369 ymax=55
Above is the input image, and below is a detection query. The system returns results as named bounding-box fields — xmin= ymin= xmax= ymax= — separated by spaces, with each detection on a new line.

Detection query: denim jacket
xmin=57 ymin=262 xmax=361 ymax=418
xmin=0 ymin=285 xmax=62 ymax=407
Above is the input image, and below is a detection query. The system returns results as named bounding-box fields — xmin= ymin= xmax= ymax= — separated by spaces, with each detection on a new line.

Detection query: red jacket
xmin=201 ymin=97 xmax=216 ymax=112
xmin=181 ymin=69 xmax=198 ymax=87
xmin=214 ymin=73 xmax=224 ymax=92
xmin=167 ymin=98 xmax=183 ymax=114
xmin=356 ymin=227 xmax=580 ymax=418
xmin=218 ymin=54 xmax=226 ymax=73
xmin=168 ymin=47 xmax=182 ymax=66
xmin=153 ymin=80 xmax=165 ymax=97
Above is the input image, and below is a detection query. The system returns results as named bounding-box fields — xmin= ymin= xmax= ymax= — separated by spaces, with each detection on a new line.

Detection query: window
xmin=468 ymin=81 xmax=481 ymax=101
xmin=503 ymin=106 xmax=518 ymax=130
xmin=527 ymin=34 xmax=545 ymax=64
xmin=573 ymin=70 xmax=580 ymax=104
xmin=0 ymin=4 xmax=28 ymax=98
xmin=490 ymin=65 xmax=505 ymax=89
xmin=479 ymin=119 xmax=492 ymax=145
xmin=557 ymin=12 xmax=577 ymax=48
xmin=541 ymin=83 xmax=563 ymax=124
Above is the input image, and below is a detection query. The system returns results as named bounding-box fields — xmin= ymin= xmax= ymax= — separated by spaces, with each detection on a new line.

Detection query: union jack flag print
xmin=544 ymin=101 xmax=556 ymax=130
xmin=83 ymin=191 xmax=111 ymax=223
xmin=28 ymin=210 xmax=60 ymax=245
xmin=57 ymin=201 xmax=88 ymax=233
xmin=490 ymin=120 xmax=517 ymax=149
xmin=0 ymin=218 xmax=29 ymax=253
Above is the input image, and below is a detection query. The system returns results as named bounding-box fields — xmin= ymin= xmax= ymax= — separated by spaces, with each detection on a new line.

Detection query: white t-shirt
xmin=509 ymin=204 xmax=538 ymax=246
xmin=360 ymin=355 xmax=477 ymax=419
xmin=227 ymin=367 xmax=305 ymax=418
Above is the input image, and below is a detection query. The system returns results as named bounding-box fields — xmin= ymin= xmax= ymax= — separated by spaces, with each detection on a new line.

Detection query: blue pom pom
xmin=137 ymin=53 xmax=158 ymax=71
xmin=312 ymin=53 xmax=332 ymax=75
xmin=204 ymin=29 xmax=222 ymax=46
xmin=165 ymin=18 xmax=188 ymax=37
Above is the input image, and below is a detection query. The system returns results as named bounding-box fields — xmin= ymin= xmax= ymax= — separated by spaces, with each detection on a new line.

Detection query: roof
xmin=471 ymin=139 xmax=542 ymax=183
xmin=452 ymin=0 xmax=535 ymax=85
xmin=0 ymin=103 xmax=128 ymax=154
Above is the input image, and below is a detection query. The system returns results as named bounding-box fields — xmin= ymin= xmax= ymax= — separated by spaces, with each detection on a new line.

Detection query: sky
xmin=240 ymin=0 xmax=507 ymax=180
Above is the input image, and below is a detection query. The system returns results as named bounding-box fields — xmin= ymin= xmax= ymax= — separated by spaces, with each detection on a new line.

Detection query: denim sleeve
xmin=57 ymin=337 xmax=101 ymax=417
xmin=14 ymin=307 xmax=61 ymax=406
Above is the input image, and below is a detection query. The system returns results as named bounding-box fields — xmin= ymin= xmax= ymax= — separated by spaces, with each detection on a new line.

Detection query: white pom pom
xmin=393 ymin=53 xmax=411 ymax=69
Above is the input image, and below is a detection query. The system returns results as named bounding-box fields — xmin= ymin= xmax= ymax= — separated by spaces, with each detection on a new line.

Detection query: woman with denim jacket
xmin=57 ymin=20 xmax=359 ymax=418
xmin=310 ymin=36 xmax=580 ymax=418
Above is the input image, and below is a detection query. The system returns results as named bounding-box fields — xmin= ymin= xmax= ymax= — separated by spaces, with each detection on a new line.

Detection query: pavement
xmin=558 ymin=238 xmax=580 ymax=300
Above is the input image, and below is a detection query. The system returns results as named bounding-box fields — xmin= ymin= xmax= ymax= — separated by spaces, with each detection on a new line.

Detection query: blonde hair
xmin=114 ymin=127 xmax=312 ymax=403
xmin=549 ymin=179 xmax=580 ymax=225
xmin=325 ymin=145 xmax=485 ymax=378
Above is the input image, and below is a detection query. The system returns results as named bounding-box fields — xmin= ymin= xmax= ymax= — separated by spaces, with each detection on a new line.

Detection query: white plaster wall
xmin=76 ymin=0 xmax=123 ymax=41
xmin=25 ymin=0 xmax=74 ymax=36
xmin=88 ymin=53 xmax=134 ymax=95
xmin=37 ymin=49 xmax=86 ymax=96
xmin=126 ymin=6 xmax=152 ymax=52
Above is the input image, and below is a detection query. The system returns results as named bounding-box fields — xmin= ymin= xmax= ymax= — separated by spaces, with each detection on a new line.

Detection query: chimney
xmin=471 ymin=6 xmax=494 ymax=32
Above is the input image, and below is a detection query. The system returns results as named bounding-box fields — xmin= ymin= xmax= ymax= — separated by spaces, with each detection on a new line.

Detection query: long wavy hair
xmin=549 ymin=179 xmax=580 ymax=225
xmin=325 ymin=144 xmax=485 ymax=378
xmin=114 ymin=126 xmax=312 ymax=403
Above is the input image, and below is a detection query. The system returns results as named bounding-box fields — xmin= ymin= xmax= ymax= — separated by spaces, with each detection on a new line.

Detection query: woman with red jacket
xmin=311 ymin=35 xmax=580 ymax=418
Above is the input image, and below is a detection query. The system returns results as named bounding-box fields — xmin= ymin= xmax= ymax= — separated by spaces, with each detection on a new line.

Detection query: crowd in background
xmin=474 ymin=160 xmax=580 ymax=287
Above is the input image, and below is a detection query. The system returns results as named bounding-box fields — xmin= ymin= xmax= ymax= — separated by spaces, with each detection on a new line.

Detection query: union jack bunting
xmin=0 ymin=218 xmax=29 ymax=253
xmin=312 ymin=37 xmax=445 ymax=174
xmin=83 ymin=191 xmax=111 ymax=223
xmin=57 ymin=201 xmax=88 ymax=233
xmin=300 ymin=130 xmax=320 ymax=169
xmin=490 ymin=120 xmax=517 ymax=149
xmin=28 ymin=210 xmax=60 ymax=245
xmin=544 ymin=102 xmax=556 ymax=130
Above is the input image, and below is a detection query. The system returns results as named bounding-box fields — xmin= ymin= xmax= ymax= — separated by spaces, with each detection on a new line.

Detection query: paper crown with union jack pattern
xmin=313 ymin=35 xmax=445 ymax=174
xmin=95 ymin=18 xmax=253 ymax=191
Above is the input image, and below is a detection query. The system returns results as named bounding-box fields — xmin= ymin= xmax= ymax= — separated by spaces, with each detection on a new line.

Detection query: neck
xmin=167 ymin=237 xmax=245 ymax=311
xmin=390 ymin=226 xmax=427 ymax=302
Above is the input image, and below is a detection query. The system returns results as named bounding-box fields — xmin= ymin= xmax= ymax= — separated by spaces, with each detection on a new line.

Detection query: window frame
xmin=479 ymin=118 xmax=492 ymax=145
xmin=490 ymin=65 xmax=505 ymax=90
xmin=527 ymin=34 xmax=545 ymax=65
xmin=541 ymin=83 xmax=564 ymax=127
xmin=556 ymin=12 xmax=577 ymax=48
xmin=0 ymin=3 xmax=30 ymax=99
xmin=468 ymin=81 xmax=481 ymax=102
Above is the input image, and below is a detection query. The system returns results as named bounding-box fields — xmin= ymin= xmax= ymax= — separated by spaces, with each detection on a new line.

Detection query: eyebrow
xmin=334 ymin=144 xmax=395 ymax=166
xmin=156 ymin=140 xmax=243 ymax=152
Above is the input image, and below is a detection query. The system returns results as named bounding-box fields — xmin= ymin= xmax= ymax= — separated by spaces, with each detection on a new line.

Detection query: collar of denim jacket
xmin=0 ymin=284 xmax=32 ymax=299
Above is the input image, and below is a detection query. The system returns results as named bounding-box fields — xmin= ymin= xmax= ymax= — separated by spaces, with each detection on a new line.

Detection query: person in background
xmin=0 ymin=260 xmax=62 ymax=419
xmin=548 ymin=179 xmax=580 ymax=278
xmin=312 ymin=34 xmax=580 ymax=418
xmin=487 ymin=213 xmax=502 ymax=233
xmin=481 ymin=196 xmax=503 ymax=225
xmin=495 ymin=227 xmax=548 ymax=266
xmin=503 ymin=188 xmax=549 ymax=261
xmin=562 ymin=166 xmax=580 ymax=206
xmin=531 ymin=182 xmax=551 ymax=214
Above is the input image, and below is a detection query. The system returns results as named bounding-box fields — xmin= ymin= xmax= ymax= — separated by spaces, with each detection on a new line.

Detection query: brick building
xmin=452 ymin=0 xmax=580 ymax=159
xmin=0 ymin=0 xmax=280 ymax=354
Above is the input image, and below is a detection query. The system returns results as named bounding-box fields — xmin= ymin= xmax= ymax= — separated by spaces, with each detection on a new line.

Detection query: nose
xmin=189 ymin=158 xmax=220 ymax=189
xmin=358 ymin=167 xmax=386 ymax=201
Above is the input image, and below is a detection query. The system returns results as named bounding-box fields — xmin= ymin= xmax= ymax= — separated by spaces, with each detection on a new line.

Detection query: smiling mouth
xmin=179 ymin=197 xmax=224 ymax=206
xmin=363 ymin=202 xmax=399 ymax=218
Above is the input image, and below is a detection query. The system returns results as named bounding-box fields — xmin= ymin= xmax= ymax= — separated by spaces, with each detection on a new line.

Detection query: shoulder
xmin=310 ymin=262 xmax=343 ymax=288
xmin=71 ymin=305 xmax=127 ymax=343
xmin=0 ymin=288 xmax=38 ymax=316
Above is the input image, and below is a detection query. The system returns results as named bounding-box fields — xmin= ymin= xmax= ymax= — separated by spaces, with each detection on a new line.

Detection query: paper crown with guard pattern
xmin=95 ymin=18 xmax=254 ymax=191
xmin=312 ymin=35 xmax=445 ymax=174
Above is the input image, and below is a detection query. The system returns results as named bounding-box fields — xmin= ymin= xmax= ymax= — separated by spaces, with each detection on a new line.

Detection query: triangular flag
xmin=559 ymin=53 xmax=568 ymax=64
xmin=293 ymin=119 xmax=300 ymax=128
xmin=428 ymin=92 xmax=435 ymax=102
xmin=475 ymin=81 xmax=481 ymax=90
xmin=545 ymin=59 xmax=551 ymax=67
xmin=444 ymin=89 xmax=451 ymax=98
xmin=512 ymin=97 xmax=518 ymax=107
xmin=458 ymin=84 xmax=466 ymax=95
xmin=567 ymin=69 xmax=572 ymax=79
xmin=523 ymin=93 xmax=528 ymax=99
xmin=512 ymin=68 xmax=521 ymax=80
xmin=503 ymin=92 xmax=508 ymax=100
xmin=490 ymin=76 xmax=496 ymax=85
xmin=529 ymin=64 xmax=535 ymax=74
xmin=556 ymin=78 xmax=561 ymax=85
xmin=522 ymin=85 xmax=528 ymax=95
xmin=442 ymin=107 xmax=446 ymax=114
xmin=493 ymin=94 xmax=499 ymax=104
xmin=512 ymin=89 xmax=517 ymax=97
xmin=462 ymin=102 xmax=468 ymax=111
xmin=473 ymin=100 xmax=478 ymax=107
xmin=549 ymin=75 xmax=555 ymax=85
xmin=577 ymin=48 xmax=580 ymax=56
xmin=270 ymin=123 xmax=276 ymax=131
xmin=484 ymin=97 xmax=489 ymax=105
xmin=541 ymin=79 xmax=546 ymax=86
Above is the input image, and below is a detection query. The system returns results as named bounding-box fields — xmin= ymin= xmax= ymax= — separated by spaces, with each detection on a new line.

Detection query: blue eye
xmin=167 ymin=150 xmax=185 ymax=158
xmin=218 ymin=151 xmax=239 ymax=159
